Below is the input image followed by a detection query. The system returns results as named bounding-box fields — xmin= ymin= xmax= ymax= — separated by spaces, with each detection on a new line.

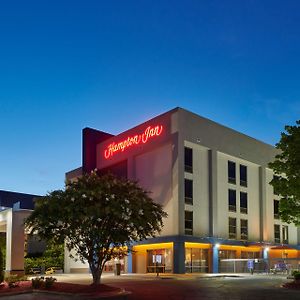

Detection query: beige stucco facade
xmin=65 ymin=107 xmax=300 ymax=274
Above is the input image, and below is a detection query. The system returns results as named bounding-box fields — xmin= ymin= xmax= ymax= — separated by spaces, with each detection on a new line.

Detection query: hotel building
xmin=65 ymin=107 xmax=300 ymax=274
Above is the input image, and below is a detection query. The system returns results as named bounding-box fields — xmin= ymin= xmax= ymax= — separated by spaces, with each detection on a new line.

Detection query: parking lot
xmin=44 ymin=272 xmax=300 ymax=300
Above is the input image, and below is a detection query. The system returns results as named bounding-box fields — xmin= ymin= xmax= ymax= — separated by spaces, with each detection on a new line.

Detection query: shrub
xmin=293 ymin=271 xmax=300 ymax=281
xmin=44 ymin=277 xmax=56 ymax=289
xmin=0 ymin=248 xmax=4 ymax=283
xmin=5 ymin=275 xmax=23 ymax=288
xmin=31 ymin=276 xmax=57 ymax=289
xmin=31 ymin=277 xmax=44 ymax=289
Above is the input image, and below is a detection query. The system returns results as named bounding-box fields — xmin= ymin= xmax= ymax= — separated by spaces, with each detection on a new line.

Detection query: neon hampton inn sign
xmin=104 ymin=125 xmax=163 ymax=159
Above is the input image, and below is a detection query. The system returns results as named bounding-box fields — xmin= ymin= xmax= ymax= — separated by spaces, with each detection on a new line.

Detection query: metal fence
xmin=219 ymin=258 xmax=300 ymax=274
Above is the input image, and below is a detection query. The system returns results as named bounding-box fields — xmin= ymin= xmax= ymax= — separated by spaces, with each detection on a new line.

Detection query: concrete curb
xmin=0 ymin=288 xmax=131 ymax=299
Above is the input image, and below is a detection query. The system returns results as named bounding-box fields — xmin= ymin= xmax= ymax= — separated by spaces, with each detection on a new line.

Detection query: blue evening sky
xmin=1 ymin=0 xmax=299 ymax=195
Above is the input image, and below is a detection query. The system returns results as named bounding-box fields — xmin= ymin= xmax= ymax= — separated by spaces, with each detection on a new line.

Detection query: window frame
xmin=184 ymin=179 xmax=193 ymax=205
xmin=228 ymin=161 xmax=236 ymax=184
xmin=185 ymin=211 xmax=193 ymax=235
xmin=228 ymin=189 xmax=237 ymax=212
xmin=273 ymin=200 xmax=279 ymax=219
xmin=240 ymin=219 xmax=248 ymax=240
xmin=240 ymin=191 xmax=248 ymax=214
xmin=274 ymin=224 xmax=280 ymax=243
xmin=240 ymin=164 xmax=248 ymax=187
xmin=184 ymin=147 xmax=193 ymax=173
xmin=282 ymin=225 xmax=289 ymax=244
xmin=228 ymin=217 xmax=237 ymax=239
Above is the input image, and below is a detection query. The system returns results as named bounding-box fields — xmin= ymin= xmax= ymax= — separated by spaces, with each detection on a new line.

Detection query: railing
xmin=219 ymin=258 xmax=300 ymax=274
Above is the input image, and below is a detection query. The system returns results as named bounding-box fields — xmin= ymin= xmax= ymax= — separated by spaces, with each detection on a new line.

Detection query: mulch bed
xmin=0 ymin=281 xmax=121 ymax=296
xmin=282 ymin=280 xmax=300 ymax=289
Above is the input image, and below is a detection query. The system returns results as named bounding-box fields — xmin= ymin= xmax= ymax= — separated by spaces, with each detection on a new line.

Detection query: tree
xmin=0 ymin=247 xmax=4 ymax=283
xmin=25 ymin=172 xmax=167 ymax=285
xmin=269 ymin=120 xmax=300 ymax=225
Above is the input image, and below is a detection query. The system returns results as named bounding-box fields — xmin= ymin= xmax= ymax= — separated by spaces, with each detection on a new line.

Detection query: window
xmin=274 ymin=200 xmax=279 ymax=219
xmin=146 ymin=249 xmax=173 ymax=273
xmin=241 ymin=251 xmax=260 ymax=259
xmin=282 ymin=225 xmax=289 ymax=244
xmin=228 ymin=189 xmax=236 ymax=212
xmin=240 ymin=192 xmax=248 ymax=214
xmin=185 ymin=147 xmax=193 ymax=173
xmin=185 ymin=248 xmax=209 ymax=273
xmin=185 ymin=211 xmax=193 ymax=235
xmin=274 ymin=224 xmax=280 ymax=243
xmin=228 ymin=217 xmax=236 ymax=239
xmin=240 ymin=165 xmax=247 ymax=187
xmin=184 ymin=179 xmax=193 ymax=205
xmin=240 ymin=219 xmax=248 ymax=240
xmin=218 ymin=250 xmax=236 ymax=259
xmin=228 ymin=161 xmax=236 ymax=184
xmin=272 ymin=175 xmax=280 ymax=195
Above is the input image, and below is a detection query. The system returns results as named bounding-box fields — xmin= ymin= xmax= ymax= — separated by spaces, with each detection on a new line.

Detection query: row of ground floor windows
xmin=140 ymin=248 xmax=263 ymax=273
xmin=94 ymin=244 xmax=299 ymax=274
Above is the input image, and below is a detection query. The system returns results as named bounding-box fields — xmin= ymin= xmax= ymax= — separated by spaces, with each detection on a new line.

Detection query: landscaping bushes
xmin=292 ymin=270 xmax=300 ymax=281
xmin=31 ymin=277 xmax=57 ymax=289
xmin=0 ymin=248 xmax=4 ymax=283
xmin=5 ymin=275 xmax=28 ymax=288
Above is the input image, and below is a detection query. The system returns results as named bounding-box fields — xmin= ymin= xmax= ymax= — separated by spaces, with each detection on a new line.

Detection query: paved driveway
xmin=101 ymin=273 xmax=300 ymax=300
xmin=5 ymin=273 xmax=300 ymax=300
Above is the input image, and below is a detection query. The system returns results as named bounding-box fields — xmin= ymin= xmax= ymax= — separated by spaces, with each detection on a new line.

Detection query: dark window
xmin=240 ymin=192 xmax=248 ymax=214
xmin=272 ymin=175 xmax=280 ymax=195
xmin=282 ymin=225 xmax=288 ymax=244
xmin=185 ymin=211 xmax=193 ymax=235
xmin=185 ymin=179 xmax=193 ymax=205
xmin=228 ymin=189 xmax=236 ymax=212
xmin=240 ymin=219 xmax=248 ymax=240
xmin=228 ymin=161 xmax=236 ymax=184
xmin=185 ymin=147 xmax=193 ymax=173
xmin=229 ymin=217 xmax=237 ymax=239
xmin=274 ymin=200 xmax=279 ymax=219
xmin=274 ymin=224 xmax=280 ymax=243
xmin=240 ymin=165 xmax=247 ymax=187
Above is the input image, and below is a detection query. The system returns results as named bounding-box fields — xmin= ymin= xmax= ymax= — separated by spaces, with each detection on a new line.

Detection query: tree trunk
xmin=89 ymin=263 xmax=104 ymax=285
xmin=91 ymin=270 xmax=101 ymax=285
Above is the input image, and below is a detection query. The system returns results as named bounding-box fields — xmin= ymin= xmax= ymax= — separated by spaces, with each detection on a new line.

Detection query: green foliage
xmin=292 ymin=271 xmax=300 ymax=280
xmin=0 ymin=248 xmax=4 ymax=283
xmin=31 ymin=276 xmax=56 ymax=289
xmin=31 ymin=277 xmax=44 ymax=289
xmin=269 ymin=120 xmax=300 ymax=225
xmin=5 ymin=275 xmax=28 ymax=288
xmin=25 ymin=172 xmax=167 ymax=285
xmin=25 ymin=244 xmax=64 ymax=274
xmin=44 ymin=276 xmax=57 ymax=289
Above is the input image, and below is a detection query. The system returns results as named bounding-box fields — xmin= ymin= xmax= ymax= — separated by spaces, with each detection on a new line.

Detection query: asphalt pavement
xmin=4 ymin=273 xmax=300 ymax=299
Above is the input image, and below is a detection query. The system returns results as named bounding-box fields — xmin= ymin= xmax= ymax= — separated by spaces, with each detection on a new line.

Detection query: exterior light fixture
xmin=215 ymin=243 xmax=220 ymax=248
